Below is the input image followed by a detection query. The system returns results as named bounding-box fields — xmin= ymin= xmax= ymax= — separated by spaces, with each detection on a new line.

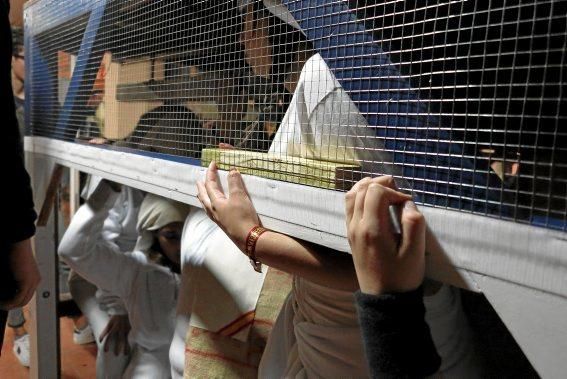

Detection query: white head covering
xmin=134 ymin=193 xmax=191 ymax=253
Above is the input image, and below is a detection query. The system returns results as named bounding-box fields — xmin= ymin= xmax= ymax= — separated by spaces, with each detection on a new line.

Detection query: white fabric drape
xmin=169 ymin=209 xmax=267 ymax=378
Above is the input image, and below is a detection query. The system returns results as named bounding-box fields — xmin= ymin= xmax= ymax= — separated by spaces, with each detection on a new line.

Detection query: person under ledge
xmin=59 ymin=180 xmax=190 ymax=378
xmin=197 ymin=162 xmax=483 ymax=378
xmin=67 ymin=178 xmax=144 ymax=378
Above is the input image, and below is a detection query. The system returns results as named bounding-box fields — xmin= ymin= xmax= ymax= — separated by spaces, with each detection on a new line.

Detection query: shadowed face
xmin=240 ymin=6 xmax=272 ymax=77
xmin=156 ymin=222 xmax=183 ymax=267
xmin=12 ymin=46 xmax=25 ymax=83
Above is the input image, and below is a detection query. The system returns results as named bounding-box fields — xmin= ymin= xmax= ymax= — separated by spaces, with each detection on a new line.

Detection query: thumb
xmin=400 ymin=201 xmax=426 ymax=257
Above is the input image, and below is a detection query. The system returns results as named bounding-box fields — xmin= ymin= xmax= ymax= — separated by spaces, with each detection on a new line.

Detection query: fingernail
xmin=390 ymin=176 xmax=398 ymax=188
xmin=404 ymin=200 xmax=418 ymax=210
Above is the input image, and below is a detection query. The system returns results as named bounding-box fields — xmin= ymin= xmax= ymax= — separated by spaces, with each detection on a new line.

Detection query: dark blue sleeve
xmin=355 ymin=287 xmax=441 ymax=378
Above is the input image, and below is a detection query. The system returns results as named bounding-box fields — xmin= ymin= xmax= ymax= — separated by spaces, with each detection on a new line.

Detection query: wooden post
xmin=28 ymin=155 xmax=60 ymax=379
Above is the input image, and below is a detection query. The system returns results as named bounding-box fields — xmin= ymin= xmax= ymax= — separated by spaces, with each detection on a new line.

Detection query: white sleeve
xmin=103 ymin=187 xmax=144 ymax=253
xmin=58 ymin=182 xmax=142 ymax=301
xmin=101 ymin=191 xmax=126 ymax=245
xmin=270 ymin=54 xmax=399 ymax=180
xmin=95 ymin=288 xmax=128 ymax=316
xmin=270 ymin=54 xmax=387 ymax=166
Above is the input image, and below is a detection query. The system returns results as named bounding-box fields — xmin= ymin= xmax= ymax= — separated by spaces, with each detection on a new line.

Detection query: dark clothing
xmin=348 ymin=0 xmax=567 ymax=218
xmin=2 ymin=0 xmax=36 ymax=245
xmin=121 ymin=103 xmax=208 ymax=159
xmin=1 ymin=0 xmax=37 ymax=347
xmin=14 ymin=95 xmax=24 ymax=137
xmin=355 ymin=287 xmax=441 ymax=379
xmin=234 ymin=76 xmax=290 ymax=152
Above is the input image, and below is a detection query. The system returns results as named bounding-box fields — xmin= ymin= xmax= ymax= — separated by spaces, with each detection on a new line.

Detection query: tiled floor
xmin=1 ymin=314 xmax=96 ymax=379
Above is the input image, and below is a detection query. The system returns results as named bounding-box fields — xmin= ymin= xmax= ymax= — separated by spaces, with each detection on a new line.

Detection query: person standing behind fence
xmin=3 ymin=25 xmax=34 ymax=367
xmin=1 ymin=0 xmax=41 ymax=355
xmin=11 ymin=26 xmax=24 ymax=136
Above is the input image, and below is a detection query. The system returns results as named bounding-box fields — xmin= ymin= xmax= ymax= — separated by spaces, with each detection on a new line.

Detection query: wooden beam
xmin=36 ymin=164 xmax=64 ymax=227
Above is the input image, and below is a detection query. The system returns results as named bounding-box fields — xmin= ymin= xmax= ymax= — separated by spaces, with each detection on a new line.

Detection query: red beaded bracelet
xmin=245 ymin=225 xmax=268 ymax=273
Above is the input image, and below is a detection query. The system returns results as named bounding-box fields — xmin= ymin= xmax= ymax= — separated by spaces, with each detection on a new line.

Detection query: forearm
xmin=59 ymin=186 xmax=118 ymax=272
xmin=255 ymin=231 xmax=359 ymax=291
xmin=197 ymin=163 xmax=358 ymax=291
xmin=96 ymin=289 xmax=127 ymax=316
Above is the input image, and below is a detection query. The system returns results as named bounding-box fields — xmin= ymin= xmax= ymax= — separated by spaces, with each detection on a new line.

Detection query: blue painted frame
xmin=26 ymin=0 xmax=102 ymax=35
xmin=282 ymin=0 xmax=505 ymax=214
xmin=25 ymin=0 xmax=204 ymax=163
xmin=25 ymin=0 xmax=563 ymax=230
xmin=53 ymin=0 xmax=107 ymax=140
xmin=24 ymin=19 xmax=53 ymax=137
xmin=25 ymin=0 xmax=107 ymax=141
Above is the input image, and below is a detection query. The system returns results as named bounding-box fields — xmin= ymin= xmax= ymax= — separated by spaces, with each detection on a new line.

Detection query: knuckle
xmin=231 ymin=189 xmax=246 ymax=197
xmin=356 ymin=177 xmax=371 ymax=189
xmin=405 ymin=211 xmax=424 ymax=225
xmin=364 ymin=230 xmax=380 ymax=242
xmin=373 ymin=175 xmax=394 ymax=187
xmin=347 ymin=225 xmax=356 ymax=239
xmin=350 ymin=222 xmax=379 ymax=242
xmin=361 ymin=224 xmax=380 ymax=241
xmin=383 ymin=175 xmax=395 ymax=187
xmin=368 ymin=182 xmax=382 ymax=191
xmin=368 ymin=183 xmax=386 ymax=197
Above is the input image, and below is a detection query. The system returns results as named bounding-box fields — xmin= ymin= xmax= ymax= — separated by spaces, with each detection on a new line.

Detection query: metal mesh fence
xmin=25 ymin=0 xmax=566 ymax=230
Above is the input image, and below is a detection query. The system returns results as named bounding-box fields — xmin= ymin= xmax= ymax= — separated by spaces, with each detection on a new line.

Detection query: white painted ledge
xmin=25 ymin=136 xmax=567 ymax=298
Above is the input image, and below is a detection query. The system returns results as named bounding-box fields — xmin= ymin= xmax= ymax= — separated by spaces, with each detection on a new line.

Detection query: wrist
xmin=358 ymin=279 xmax=385 ymax=296
xmin=359 ymin=280 xmax=422 ymax=296
xmin=356 ymin=270 xmax=422 ymax=296
xmin=243 ymin=225 xmax=269 ymax=273
xmin=230 ymin=222 xmax=258 ymax=252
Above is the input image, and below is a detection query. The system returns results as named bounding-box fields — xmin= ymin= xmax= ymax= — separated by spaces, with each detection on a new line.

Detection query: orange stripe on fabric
xmin=217 ymin=311 xmax=256 ymax=336
xmin=185 ymin=348 xmax=257 ymax=369
xmin=252 ymin=318 xmax=274 ymax=327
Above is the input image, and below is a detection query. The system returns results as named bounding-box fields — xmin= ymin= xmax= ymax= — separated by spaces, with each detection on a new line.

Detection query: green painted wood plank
xmin=201 ymin=148 xmax=361 ymax=190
